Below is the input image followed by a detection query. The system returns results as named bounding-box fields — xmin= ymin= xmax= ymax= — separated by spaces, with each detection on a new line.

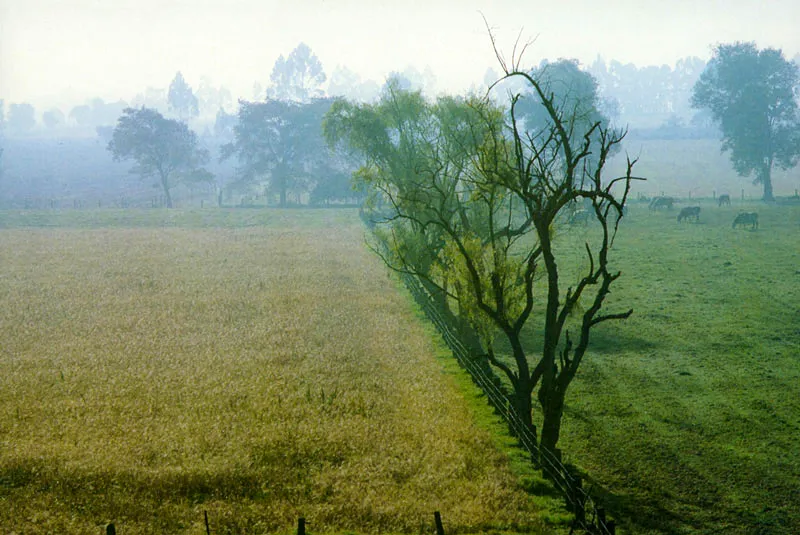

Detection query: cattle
xmin=732 ymin=212 xmax=758 ymax=229
xmin=649 ymin=196 xmax=675 ymax=210
xmin=718 ymin=194 xmax=731 ymax=207
xmin=677 ymin=206 xmax=701 ymax=223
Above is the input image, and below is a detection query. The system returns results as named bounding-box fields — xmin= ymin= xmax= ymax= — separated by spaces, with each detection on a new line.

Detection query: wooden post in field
xmin=713 ymin=190 xmax=716 ymax=199
xmin=106 ymin=523 xmax=116 ymax=535
xmin=297 ymin=517 xmax=306 ymax=535
xmin=204 ymin=510 xmax=211 ymax=535
xmin=434 ymin=511 xmax=445 ymax=535
xmin=741 ymin=189 xmax=745 ymax=201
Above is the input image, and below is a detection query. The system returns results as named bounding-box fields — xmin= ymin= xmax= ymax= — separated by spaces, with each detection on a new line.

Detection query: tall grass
xmin=0 ymin=211 xmax=558 ymax=534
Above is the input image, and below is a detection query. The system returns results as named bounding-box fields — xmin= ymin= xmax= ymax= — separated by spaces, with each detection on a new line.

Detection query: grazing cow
xmin=649 ymin=196 xmax=675 ymax=210
xmin=677 ymin=206 xmax=701 ymax=223
xmin=732 ymin=212 xmax=758 ymax=229
xmin=718 ymin=194 xmax=731 ymax=207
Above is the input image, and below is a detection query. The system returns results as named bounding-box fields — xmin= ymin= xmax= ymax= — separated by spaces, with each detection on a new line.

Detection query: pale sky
xmin=1 ymin=0 xmax=799 ymax=110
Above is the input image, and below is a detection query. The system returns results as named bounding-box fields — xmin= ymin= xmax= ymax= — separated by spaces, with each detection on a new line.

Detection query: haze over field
xmin=2 ymin=0 xmax=800 ymax=109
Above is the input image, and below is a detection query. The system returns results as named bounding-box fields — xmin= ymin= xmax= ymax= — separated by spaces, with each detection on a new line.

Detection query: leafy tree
xmin=42 ymin=108 xmax=66 ymax=129
xmin=69 ymin=104 xmax=93 ymax=126
xmin=168 ymin=71 xmax=200 ymax=122
xmin=108 ymin=107 xmax=212 ymax=208
xmin=221 ymin=98 xmax=333 ymax=206
xmin=196 ymin=77 xmax=233 ymax=118
xmin=213 ymin=107 xmax=237 ymax=139
xmin=325 ymin=46 xmax=639 ymax=454
xmin=7 ymin=103 xmax=36 ymax=133
xmin=515 ymin=59 xmax=619 ymax=169
xmin=268 ymin=43 xmax=327 ymax=102
xmin=692 ymin=42 xmax=800 ymax=201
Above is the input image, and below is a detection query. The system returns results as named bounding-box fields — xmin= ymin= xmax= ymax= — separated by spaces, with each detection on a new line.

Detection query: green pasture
xmin=550 ymin=200 xmax=800 ymax=534
xmin=0 ymin=202 xmax=798 ymax=534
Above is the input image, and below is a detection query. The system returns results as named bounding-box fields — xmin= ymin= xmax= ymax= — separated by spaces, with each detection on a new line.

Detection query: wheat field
xmin=0 ymin=210 xmax=561 ymax=534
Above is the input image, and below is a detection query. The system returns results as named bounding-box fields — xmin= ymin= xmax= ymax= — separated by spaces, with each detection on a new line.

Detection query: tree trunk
xmin=513 ymin=385 xmax=536 ymax=442
xmin=539 ymin=389 xmax=565 ymax=455
xmin=762 ymin=174 xmax=774 ymax=202
xmin=160 ymin=174 xmax=173 ymax=208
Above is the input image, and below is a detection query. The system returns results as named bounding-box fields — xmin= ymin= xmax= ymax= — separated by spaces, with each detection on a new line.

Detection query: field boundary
xmin=361 ymin=211 xmax=618 ymax=535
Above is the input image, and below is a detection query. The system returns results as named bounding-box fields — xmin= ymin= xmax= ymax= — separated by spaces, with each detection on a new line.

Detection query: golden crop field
xmin=0 ymin=210 xmax=560 ymax=534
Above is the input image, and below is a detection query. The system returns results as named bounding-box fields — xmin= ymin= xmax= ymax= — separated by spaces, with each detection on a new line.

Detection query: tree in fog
xmin=42 ymin=108 xmax=66 ymax=129
xmin=6 ymin=103 xmax=36 ymax=133
xmin=221 ymin=98 xmax=333 ymax=206
xmin=268 ymin=43 xmax=327 ymax=102
xmin=515 ymin=59 xmax=620 ymax=169
xmin=196 ymin=77 xmax=233 ymax=118
xmin=168 ymin=72 xmax=200 ymax=122
xmin=108 ymin=107 xmax=212 ymax=208
xmin=325 ymin=46 xmax=639 ymax=454
xmin=692 ymin=42 xmax=800 ymax=201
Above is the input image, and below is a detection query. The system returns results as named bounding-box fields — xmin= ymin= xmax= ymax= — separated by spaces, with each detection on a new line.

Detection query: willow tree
xmin=325 ymin=52 xmax=640 ymax=453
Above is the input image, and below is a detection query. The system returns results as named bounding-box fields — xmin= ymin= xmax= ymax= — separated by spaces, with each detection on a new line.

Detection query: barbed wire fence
xmin=362 ymin=211 xmax=617 ymax=535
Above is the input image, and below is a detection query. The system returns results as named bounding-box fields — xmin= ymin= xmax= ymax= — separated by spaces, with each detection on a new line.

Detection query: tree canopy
xmin=168 ymin=71 xmax=200 ymax=122
xmin=108 ymin=107 xmax=212 ymax=207
xmin=6 ymin=103 xmax=36 ymax=134
xmin=691 ymin=42 xmax=800 ymax=201
xmin=325 ymin=52 xmax=639 ymax=454
xmin=221 ymin=98 xmax=337 ymax=205
xmin=267 ymin=43 xmax=327 ymax=102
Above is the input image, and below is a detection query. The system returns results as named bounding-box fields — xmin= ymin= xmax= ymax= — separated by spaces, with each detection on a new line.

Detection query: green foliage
xmin=168 ymin=71 xmax=200 ymax=121
xmin=325 ymin=53 xmax=637 ymax=453
xmin=268 ymin=43 xmax=327 ymax=102
xmin=221 ymin=98 xmax=336 ymax=206
xmin=107 ymin=107 xmax=212 ymax=207
xmin=514 ymin=59 xmax=620 ymax=172
xmin=691 ymin=42 xmax=800 ymax=200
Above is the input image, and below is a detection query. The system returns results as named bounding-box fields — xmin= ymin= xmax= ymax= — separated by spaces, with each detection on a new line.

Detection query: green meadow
xmin=1 ymin=201 xmax=798 ymax=534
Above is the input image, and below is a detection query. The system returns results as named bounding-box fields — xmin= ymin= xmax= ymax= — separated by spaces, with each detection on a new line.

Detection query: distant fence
xmin=104 ymin=511 xmax=454 ymax=535
xmin=361 ymin=211 xmax=617 ymax=535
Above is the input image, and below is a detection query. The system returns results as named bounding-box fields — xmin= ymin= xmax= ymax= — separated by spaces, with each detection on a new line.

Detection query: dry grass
xmin=0 ymin=213 xmax=556 ymax=534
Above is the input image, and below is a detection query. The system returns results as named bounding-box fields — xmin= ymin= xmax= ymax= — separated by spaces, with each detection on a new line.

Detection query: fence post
xmin=106 ymin=523 xmax=116 ymax=535
xmin=297 ymin=517 xmax=306 ymax=535
xmin=434 ymin=511 xmax=445 ymax=535
xmin=204 ymin=510 xmax=211 ymax=535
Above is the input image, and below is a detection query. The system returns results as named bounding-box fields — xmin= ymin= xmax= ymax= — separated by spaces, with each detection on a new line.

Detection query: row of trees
xmin=323 ymin=38 xmax=638 ymax=452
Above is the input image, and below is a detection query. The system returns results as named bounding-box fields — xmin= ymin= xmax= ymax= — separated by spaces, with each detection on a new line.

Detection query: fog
xmin=2 ymin=0 xmax=799 ymax=110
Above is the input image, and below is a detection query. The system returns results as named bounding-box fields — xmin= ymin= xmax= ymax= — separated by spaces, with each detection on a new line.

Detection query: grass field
xmin=1 ymin=202 xmax=798 ymax=534
xmin=547 ymin=200 xmax=800 ymax=534
xmin=609 ymin=138 xmax=800 ymax=201
xmin=0 ymin=209 xmax=564 ymax=534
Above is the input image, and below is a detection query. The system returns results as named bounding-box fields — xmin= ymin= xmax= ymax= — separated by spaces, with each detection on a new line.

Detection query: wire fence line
xmin=361 ymin=212 xmax=617 ymax=534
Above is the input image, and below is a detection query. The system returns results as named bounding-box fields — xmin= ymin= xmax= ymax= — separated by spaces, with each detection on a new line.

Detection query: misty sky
xmin=2 ymin=0 xmax=799 ymax=110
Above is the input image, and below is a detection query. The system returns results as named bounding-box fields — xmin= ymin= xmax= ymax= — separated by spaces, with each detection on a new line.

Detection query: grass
xmin=0 ymin=209 xmax=562 ymax=534
xmin=542 ymin=200 xmax=800 ymax=534
xmin=2 ymin=200 xmax=798 ymax=534
xmin=609 ymin=137 xmax=800 ymax=200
